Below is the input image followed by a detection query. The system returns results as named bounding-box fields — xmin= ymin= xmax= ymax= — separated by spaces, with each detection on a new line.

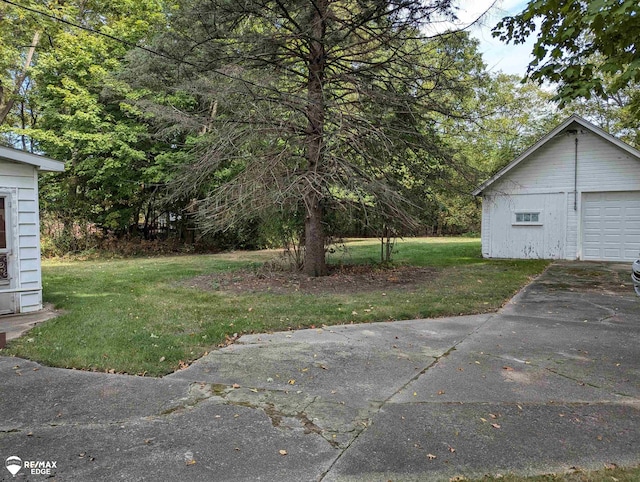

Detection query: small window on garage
xmin=514 ymin=212 xmax=541 ymax=225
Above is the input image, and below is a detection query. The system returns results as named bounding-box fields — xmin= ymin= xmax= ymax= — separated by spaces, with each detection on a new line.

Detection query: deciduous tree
xmin=494 ymin=0 xmax=640 ymax=105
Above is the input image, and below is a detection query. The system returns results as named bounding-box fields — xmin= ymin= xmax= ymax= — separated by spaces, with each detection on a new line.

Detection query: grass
xmin=2 ymin=238 xmax=549 ymax=376
xmin=469 ymin=465 xmax=640 ymax=481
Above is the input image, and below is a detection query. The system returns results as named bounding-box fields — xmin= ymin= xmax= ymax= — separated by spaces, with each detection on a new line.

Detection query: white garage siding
xmin=582 ymin=191 xmax=640 ymax=261
xmin=478 ymin=116 xmax=640 ymax=261
xmin=482 ymin=193 xmax=566 ymax=259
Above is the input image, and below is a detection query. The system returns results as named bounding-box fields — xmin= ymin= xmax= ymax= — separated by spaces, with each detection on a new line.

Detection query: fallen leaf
xmin=159 ymin=356 xmax=166 ymax=362
xmin=448 ymin=446 xmax=456 ymax=453
xmin=186 ymin=459 xmax=196 ymax=466
xmin=288 ymin=379 xmax=296 ymax=385
xmin=427 ymin=453 xmax=437 ymax=460
xmin=232 ymin=383 xmax=241 ymax=389
xmin=502 ymin=366 xmax=514 ymax=371
xmin=489 ymin=413 xmax=498 ymax=419
xmin=480 ymin=417 xmax=487 ymax=423
xmin=437 ymin=390 xmax=445 ymax=395
xmin=491 ymin=423 xmax=501 ymax=429
xmin=279 ymin=450 xmax=288 ymax=456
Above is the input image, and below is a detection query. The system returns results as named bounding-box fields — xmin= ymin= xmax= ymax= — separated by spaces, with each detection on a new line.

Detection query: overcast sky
xmin=454 ymin=0 xmax=536 ymax=77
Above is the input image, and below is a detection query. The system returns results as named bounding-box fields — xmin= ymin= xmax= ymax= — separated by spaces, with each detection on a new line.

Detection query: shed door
xmin=582 ymin=191 xmax=640 ymax=261
xmin=0 ymin=196 xmax=14 ymax=313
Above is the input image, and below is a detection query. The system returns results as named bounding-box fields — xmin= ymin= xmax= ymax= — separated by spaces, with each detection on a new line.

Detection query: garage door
xmin=582 ymin=191 xmax=640 ymax=261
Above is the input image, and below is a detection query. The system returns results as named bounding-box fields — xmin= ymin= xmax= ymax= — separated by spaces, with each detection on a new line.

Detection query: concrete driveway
xmin=0 ymin=262 xmax=638 ymax=481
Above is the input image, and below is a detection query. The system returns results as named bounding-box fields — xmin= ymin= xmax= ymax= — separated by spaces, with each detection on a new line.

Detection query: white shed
xmin=0 ymin=146 xmax=64 ymax=314
xmin=473 ymin=114 xmax=640 ymax=261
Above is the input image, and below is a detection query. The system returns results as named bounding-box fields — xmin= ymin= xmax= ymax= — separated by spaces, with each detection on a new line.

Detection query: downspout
xmin=574 ymin=136 xmax=578 ymax=211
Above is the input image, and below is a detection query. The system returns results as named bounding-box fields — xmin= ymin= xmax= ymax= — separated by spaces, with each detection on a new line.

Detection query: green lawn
xmin=3 ymin=238 xmax=549 ymax=376
xmin=471 ymin=465 xmax=640 ymax=481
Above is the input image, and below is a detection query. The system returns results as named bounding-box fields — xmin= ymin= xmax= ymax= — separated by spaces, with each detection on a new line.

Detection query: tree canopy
xmin=4 ymin=0 xmax=614 ymax=260
xmin=126 ymin=0 xmax=491 ymax=275
xmin=493 ymin=0 xmax=640 ymax=104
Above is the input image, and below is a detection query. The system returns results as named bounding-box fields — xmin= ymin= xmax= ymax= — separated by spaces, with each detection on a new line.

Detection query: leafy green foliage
xmin=494 ymin=0 xmax=640 ymax=105
xmin=27 ymin=0 xmax=167 ymax=234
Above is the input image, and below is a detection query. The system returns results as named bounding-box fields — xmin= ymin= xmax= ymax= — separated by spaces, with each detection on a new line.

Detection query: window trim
xmin=513 ymin=210 xmax=543 ymax=226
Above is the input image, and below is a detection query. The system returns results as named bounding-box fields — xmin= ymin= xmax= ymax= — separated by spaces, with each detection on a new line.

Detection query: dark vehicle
xmin=633 ymin=259 xmax=640 ymax=296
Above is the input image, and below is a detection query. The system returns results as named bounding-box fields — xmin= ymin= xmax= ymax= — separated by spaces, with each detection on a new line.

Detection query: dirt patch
xmin=180 ymin=265 xmax=440 ymax=295
xmin=539 ymin=261 xmax=634 ymax=294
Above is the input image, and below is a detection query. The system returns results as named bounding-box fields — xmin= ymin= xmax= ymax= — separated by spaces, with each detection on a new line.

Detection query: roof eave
xmin=0 ymin=145 xmax=65 ymax=172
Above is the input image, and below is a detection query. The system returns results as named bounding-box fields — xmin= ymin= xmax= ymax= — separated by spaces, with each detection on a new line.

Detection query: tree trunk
xmin=0 ymin=31 xmax=40 ymax=126
xmin=303 ymin=0 xmax=328 ymax=277
xmin=304 ymin=192 xmax=326 ymax=276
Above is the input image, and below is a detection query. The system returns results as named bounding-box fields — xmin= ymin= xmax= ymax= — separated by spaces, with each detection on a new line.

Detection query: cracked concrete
xmin=0 ymin=261 xmax=638 ymax=481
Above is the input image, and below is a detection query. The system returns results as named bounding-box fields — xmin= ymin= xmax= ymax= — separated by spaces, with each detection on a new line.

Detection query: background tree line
xmin=0 ymin=0 xmax=637 ymax=270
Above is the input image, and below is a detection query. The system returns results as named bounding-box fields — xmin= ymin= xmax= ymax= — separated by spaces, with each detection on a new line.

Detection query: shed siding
xmin=20 ymin=291 xmax=42 ymax=313
xmin=481 ymin=198 xmax=491 ymax=257
xmin=0 ymin=159 xmax=43 ymax=312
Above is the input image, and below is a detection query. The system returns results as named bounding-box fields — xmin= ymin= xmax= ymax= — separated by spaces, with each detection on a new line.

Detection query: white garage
xmin=473 ymin=115 xmax=640 ymax=262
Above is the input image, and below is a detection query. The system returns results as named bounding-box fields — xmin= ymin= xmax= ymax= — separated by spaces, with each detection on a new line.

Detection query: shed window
xmin=514 ymin=212 xmax=541 ymax=225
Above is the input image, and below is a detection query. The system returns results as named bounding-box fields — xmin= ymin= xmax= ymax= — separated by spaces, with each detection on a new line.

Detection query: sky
xmin=453 ymin=0 xmax=536 ymax=77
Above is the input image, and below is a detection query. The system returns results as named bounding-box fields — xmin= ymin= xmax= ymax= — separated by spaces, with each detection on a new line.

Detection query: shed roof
xmin=472 ymin=114 xmax=640 ymax=196
xmin=0 ymin=145 xmax=65 ymax=172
